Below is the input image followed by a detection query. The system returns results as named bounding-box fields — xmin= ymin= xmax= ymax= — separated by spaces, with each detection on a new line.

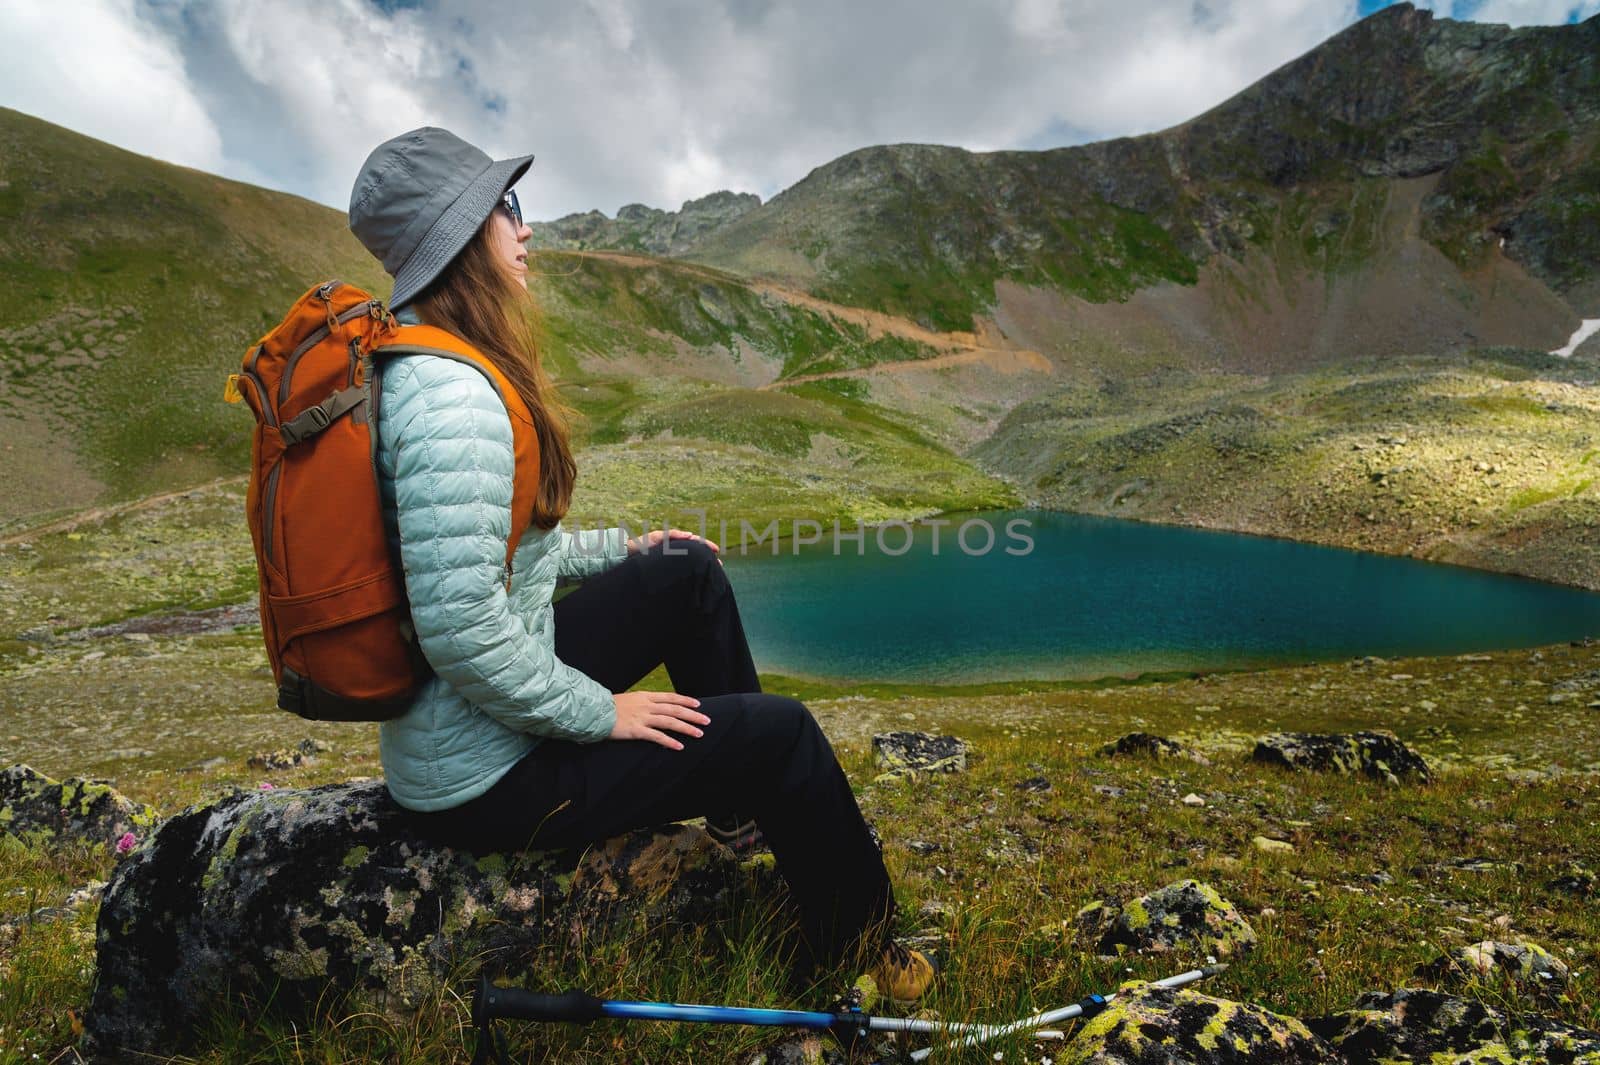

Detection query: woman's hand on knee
xmin=610 ymin=691 xmax=712 ymax=750
xmin=626 ymin=528 xmax=723 ymax=565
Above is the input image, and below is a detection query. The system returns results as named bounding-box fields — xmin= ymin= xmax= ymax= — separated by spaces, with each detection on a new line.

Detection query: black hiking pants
xmin=404 ymin=536 xmax=896 ymax=982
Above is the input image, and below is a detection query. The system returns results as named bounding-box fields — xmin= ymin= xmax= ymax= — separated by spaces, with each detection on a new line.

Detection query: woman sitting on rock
xmin=345 ymin=126 xmax=935 ymax=1003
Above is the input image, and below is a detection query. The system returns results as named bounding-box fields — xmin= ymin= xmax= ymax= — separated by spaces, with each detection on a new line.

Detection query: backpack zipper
xmin=262 ymin=463 xmax=283 ymax=567
xmin=278 ymin=294 xmax=376 ymax=405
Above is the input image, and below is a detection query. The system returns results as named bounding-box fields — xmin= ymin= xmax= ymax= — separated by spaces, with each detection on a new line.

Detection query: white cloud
xmin=1 ymin=0 xmax=1590 ymax=222
xmin=1415 ymin=0 xmax=1600 ymax=23
xmin=0 ymin=0 xmax=224 ymax=172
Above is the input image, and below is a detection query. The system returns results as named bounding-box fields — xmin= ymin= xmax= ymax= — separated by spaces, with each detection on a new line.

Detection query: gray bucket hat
xmin=348 ymin=127 xmax=533 ymax=311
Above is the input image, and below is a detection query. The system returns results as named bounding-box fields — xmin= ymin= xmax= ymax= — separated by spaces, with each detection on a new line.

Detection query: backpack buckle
xmin=279 ymin=387 xmax=365 ymax=446
xmin=279 ymin=403 xmax=332 ymax=446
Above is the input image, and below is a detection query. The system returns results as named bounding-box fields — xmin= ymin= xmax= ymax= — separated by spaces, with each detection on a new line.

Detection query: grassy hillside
xmin=971 ymin=347 xmax=1600 ymax=591
xmin=0 ymin=107 xmax=389 ymax=523
xmin=0 ymin=110 xmax=1018 ymax=531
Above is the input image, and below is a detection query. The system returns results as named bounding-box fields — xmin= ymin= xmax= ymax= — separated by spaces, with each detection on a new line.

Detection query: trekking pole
xmin=471 ymin=964 xmax=1225 ymax=1063
xmin=907 ymin=963 xmax=1228 ymax=1061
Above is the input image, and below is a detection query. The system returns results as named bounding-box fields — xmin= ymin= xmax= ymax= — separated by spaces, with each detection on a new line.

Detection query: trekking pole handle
xmin=475 ymin=975 xmax=606 ymax=1024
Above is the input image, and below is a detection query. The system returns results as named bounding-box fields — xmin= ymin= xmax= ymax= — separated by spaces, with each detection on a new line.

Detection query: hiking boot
xmin=865 ymin=940 xmax=938 ymax=1005
xmin=704 ymin=813 xmax=765 ymax=856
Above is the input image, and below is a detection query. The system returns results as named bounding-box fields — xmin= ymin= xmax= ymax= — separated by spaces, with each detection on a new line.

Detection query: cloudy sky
xmin=3 ymin=0 xmax=1596 ymax=221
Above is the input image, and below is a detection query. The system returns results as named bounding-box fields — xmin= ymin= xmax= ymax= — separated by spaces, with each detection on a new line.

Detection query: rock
xmin=1074 ymin=879 xmax=1255 ymax=958
xmin=1015 ymin=776 xmax=1052 ymax=792
xmin=871 ymin=732 xmax=968 ymax=780
xmin=0 ymin=879 xmax=107 ymax=934
xmin=1060 ymin=981 xmax=1340 ymax=1063
xmin=247 ymin=738 xmax=333 ymax=771
xmin=1252 ymin=836 xmax=1295 ymax=854
xmin=739 ymin=1034 xmax=849 ymax=1064
xmin=1445 ymin=856 xmax=1524 ymax=874
xmin=1182 ymin=793 xmax=1206 ymax=807
xmin=1417 ymin=939 xmax=1569 ymax=995
xmin=85 ymin=780 xmax=759 ymax=1058
xmin=1546 ymin=862 xmax=1596 ymax=896
xmin=1 ymin=764 xmax=160 ymax=852
xmin=1099 ymin=733 xmax=1211 ymax=766
xmin=1250 ymin=731 xmax=1429 ymax=784
xmin=1310 ymin=988 xmax=1600 ymax=1064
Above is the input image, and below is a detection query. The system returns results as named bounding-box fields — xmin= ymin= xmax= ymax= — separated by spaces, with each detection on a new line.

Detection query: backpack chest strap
xmin=279 ymin=385 xmax=368 ymax=447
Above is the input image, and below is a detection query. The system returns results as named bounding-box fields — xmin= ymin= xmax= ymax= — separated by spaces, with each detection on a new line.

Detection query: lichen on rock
xmin=84 ymin=779 xmax=763 ymax=1059
xmin=246 ymin=738 xmax=331 ymax=771
xmin=871 ymin=731 xmax=968 ymax=781
xmin=1250 ymin=730 xmax=1430 ymax=784
xmin=1075 ymin=879 xmax=1256 ymax=958
xmin=1060 ymin=981 xmax=1341 ymax=1063
xmin=1 ymin=763 xmax=159 ymax=852
xmin=1098 ymin=732 xmax=1212 ymax=766
xmin=1418 ymin=939 xmax=1570 ymax=997
xmin=1310 ymin=987 xmax=1600 ymax=1064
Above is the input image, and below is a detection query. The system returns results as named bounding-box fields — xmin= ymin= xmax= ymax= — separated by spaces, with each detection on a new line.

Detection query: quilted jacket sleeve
xmin=385 ymin=358 xmax=617 ymax=743
xmin=553 ymin=523 xmax=631 ymax=587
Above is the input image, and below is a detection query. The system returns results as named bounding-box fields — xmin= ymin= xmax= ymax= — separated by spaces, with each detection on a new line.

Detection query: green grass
xmin=6 ymin=636 xmax=1600 ymax=1062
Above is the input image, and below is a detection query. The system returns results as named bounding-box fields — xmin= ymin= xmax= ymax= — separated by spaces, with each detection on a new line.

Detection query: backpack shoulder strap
xmin=372 ymin=326 xmax=540 ymax=576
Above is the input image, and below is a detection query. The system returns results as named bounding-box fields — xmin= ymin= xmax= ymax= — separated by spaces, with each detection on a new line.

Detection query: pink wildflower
xmin=115 ymin=832 xmax=137 ymax=855
xmin=258 ymin=782 xmax=276 ymax=790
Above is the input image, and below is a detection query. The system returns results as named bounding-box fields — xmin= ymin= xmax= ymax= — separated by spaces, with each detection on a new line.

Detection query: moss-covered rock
xmin=0 ymin=763 xmax=159 ymax=852
xmin=1250 ymin=730 xmax=1430 ymax=784
xmin=1060 ymin=981 xmax=1341 ymax=1063
xmin=1074 ymin=879 xmax=1256 ymax=958
xmin=1099 ymin=733 xmax=1212 ymax=766
xmin=84 ymin=780 xmax=761 ymax=1059
xmin=1417 ymin=939 xmax=1570 ymax=996
xmin=1310 ymin=987 xmax=1600 ymax=1064
xmin=871 ymin=732 xmax=968 ymax=781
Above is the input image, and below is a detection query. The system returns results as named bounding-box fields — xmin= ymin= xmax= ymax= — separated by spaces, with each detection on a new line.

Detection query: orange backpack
xmin=228 ymin=280 xmax=541 ymax=721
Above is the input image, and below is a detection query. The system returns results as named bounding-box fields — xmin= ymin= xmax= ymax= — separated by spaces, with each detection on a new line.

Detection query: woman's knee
xmin=740 ymin=692 xmax=817 ymax=743
xmin=639 ymin=537 xmax=733 ymax=610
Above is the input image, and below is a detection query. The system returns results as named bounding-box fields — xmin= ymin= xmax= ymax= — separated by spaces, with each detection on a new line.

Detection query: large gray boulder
xmin=84 ymin=779 xmax=763 ymax=1059
xmin=1310 ymin=988 xmax=1600 ymax=1063
xmin=1059 ymin=981 xmax=1342 ymax=1063
xmin=1250 ymin=731 xmax=1430 ymax=784
xmin=1 ymin=764 xmax=159 ymax=852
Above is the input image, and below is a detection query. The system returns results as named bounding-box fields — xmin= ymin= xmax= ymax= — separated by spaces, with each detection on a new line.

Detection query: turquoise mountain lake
xmin=717 ymin=509 xmax=1600 ymax=685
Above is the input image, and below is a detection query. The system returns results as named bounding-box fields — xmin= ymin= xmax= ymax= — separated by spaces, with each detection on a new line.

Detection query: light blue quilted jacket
xmin=373 ymin=349 xmax=629 ymax=812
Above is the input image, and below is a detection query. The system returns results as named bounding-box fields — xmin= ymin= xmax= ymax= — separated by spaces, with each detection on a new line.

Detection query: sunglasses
xmin=501 ymin=189 xmax=523 ymax=228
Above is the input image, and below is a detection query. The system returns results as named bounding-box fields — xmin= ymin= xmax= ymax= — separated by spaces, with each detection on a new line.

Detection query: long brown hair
xmin=412 ymin=221 xmax=578 ymax=529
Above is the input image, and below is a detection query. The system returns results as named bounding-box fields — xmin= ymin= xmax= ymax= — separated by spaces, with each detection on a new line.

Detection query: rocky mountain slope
xmin=528 ymin=190 xmax=761 ymax=256
xmin=670 ymin=3 xmax=1598 ymax=360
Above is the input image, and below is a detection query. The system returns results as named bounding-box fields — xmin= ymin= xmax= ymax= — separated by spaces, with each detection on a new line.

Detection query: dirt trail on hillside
xmin=772 ymin=346 xmax=1054 ymax=387
xmin=569 ymin=250 xmax=1054 ymax=388
xmin=0 ymin=476 xmax=246 ymax=544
